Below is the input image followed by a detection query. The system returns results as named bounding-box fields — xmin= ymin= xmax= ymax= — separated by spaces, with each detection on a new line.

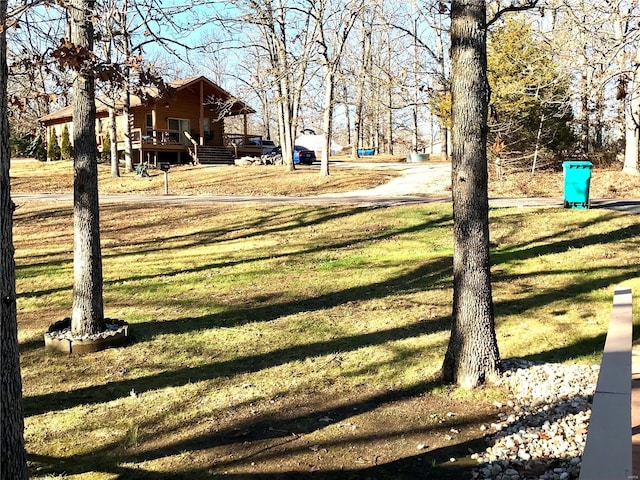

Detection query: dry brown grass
xmin=13 ymin=156 xmax=640 ymax=200
xmin=489 ymin=167 xmax=640 ymax=199
xmin=16 ymin=197 xmax=640 ymax=480
xmin=10 ymin=158 xmax=398 ymax=197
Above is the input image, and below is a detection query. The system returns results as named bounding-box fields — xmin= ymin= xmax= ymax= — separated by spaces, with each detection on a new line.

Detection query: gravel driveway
xmin=324 ymin=162 xmax=452 ymax=197
xmin=11 ymin=160 xmax=640 ymax=213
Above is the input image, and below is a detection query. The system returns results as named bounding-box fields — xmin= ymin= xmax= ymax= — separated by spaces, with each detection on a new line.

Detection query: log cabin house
xmin=39 ymin=76 xmax=265 ymax=165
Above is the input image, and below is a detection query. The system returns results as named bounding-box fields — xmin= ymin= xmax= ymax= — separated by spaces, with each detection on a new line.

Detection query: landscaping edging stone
xmin=44 ymin=317 xmax=129 ymax=354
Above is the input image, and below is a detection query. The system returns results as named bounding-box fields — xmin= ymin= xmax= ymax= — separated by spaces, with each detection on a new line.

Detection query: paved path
xmin=633 ymin=348 xmax=640 ymax=478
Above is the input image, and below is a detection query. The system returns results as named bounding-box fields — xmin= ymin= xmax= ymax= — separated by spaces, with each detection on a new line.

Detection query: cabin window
xmin=203 ymin=117 xmax=210 ymax=142
xmin=145 ymin=114 xmax=153 ymax=136
xmin=167 ymin=118 xmax=189 ymax=144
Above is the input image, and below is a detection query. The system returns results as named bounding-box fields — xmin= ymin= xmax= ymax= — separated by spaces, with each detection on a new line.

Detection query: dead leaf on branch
xmin=128 ymin=55 xmax=144 ymax=71
xmin=95 ymin=64 xmax=124 ymax=83
xmin=51 ymin=38 xmax=97 ymax=72
xmin=8 ymin=96 xmax=25 ymax=111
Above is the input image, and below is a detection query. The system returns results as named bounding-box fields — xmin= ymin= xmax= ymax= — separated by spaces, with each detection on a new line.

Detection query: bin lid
xmin=563 ymin=160 xmax=593 ymax=168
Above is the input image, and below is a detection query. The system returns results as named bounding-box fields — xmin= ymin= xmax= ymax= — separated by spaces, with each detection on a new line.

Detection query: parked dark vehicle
xmin=268 ymin=145 xmax=316 ymax=165
xmin=246 ymin=138 xmax=278 ymax=155
xmin=260 ymin=139 xmax=277 ymax=155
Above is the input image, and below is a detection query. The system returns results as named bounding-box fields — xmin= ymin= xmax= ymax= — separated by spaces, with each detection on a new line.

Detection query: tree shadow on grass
xmin=22 ymin=208 xmax=640 ymax=416
xmin=22 ymin=216 xmax=456 ymax=416
xmin=16 ymin=204 xmax=371 ymax=274
xmin=29 ymin=442 xmax=485 ymax=480
xmin=23 ymin=311 xmax=452 ymax=418
xmin=491 ymin=219 xmax=640 ymax=266
xmin=27 ymin=375 xmax=495 ymax=480
xmin=130 ymin=255 xmax=453 ymax=339
xmin=17 ymin=207 xmax=453 ymax=300
xmin=18 ymin=337 xmax=44 ymax=354
xmin=26 ymin=341 xmax=609 ymax=480
xmin=19 ymin=202 xmax=448 ymax=272
xmin=520 ymin=332 xmax=608 ymax=364
xmin=493 ymin=266 xmax=638 ymax=322
xmin=21 ymin=212 xmax=640 ymax=478
xmin=123 ymin=217 xmax=638 ymax=353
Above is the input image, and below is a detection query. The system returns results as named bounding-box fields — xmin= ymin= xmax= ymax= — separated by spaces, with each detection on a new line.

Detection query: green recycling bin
xmin=563 ymin=160 xmax=592 ymax=209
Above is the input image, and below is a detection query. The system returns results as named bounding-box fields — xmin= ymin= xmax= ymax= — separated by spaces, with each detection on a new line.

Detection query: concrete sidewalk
xmin=632 ymin=348 xmax=640 ymax=477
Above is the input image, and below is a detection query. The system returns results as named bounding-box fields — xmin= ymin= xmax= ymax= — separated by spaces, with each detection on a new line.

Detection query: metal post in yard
xmin=159 ymin=163 xmax=170 ymax=194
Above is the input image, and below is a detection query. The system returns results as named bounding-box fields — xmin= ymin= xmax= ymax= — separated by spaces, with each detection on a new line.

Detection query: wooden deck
xmin=98 ymin=129 xmax=266 ymax=164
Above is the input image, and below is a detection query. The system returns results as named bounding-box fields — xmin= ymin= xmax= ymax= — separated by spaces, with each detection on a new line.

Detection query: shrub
xmin=29 ymin=136 xmax=47 ymax=162
xmin=101 ymin=131 xmax=111 ymax=163
xmin=60 ymin=124 xmax=73 ymax=161
xmin=47 ymin=129 xmax=61 ymax=161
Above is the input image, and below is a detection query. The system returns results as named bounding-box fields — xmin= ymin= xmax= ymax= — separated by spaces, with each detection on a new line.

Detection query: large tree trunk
xmin=1 ymin=0 xmax=28 ymax=474
xmin=70 ymin=0 xmax=106 ymax=336
xmin=441 ymin=0 xmax=500 ymax=389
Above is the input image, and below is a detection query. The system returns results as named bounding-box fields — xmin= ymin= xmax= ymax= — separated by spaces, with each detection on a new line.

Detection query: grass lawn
xmin=14 ymin=194 xmax=640 ymax=479
xmin=10 ymin=158 xmax=399 ymax=197
xmin=10 ymin=156 xmax=640 ymax=199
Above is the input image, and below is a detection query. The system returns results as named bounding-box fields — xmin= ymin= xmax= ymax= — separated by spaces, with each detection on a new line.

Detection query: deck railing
xmin=224 ymin=133 xmax=263 ymax=157
xmin=132 ymin=128 xmax=190 ymax=146
xmin=98 ymin=129 xmax=263 ymax=156
xmin=578 ymin=286 xmax=633 ymax=480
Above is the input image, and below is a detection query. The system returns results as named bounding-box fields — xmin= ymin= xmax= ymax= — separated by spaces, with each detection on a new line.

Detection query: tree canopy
xmin=488 ymin=17 xmax=574 ymax=155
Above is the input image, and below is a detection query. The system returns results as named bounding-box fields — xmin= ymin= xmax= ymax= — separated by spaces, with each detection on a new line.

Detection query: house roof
xmin=39 ymin=76 xmax=255 ymax=123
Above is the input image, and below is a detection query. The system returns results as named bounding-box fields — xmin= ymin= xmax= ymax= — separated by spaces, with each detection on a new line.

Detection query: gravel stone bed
xmin=46 ymin=317 xmax=127 ymax=341
xmin=471 ymin=359 xmax=599 ymax=480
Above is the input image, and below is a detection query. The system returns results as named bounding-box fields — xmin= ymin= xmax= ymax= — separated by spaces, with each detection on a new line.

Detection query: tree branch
xmin=486 ymin=0 xmax=539 ymax=28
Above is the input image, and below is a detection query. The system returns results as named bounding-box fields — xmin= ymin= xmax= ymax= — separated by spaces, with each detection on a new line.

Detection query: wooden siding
xmin=42 ymin=77 xmax=257 ymax=161
xmin=130 ymin=90 xmax=226 ymax=146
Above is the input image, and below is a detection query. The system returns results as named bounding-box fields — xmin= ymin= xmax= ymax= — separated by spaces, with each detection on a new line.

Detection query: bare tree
xmin=351 ymin=9 xmax=372 ymax=158
xmin=92 ymin=0 xmax=209 ymax=172
xmin=234 ymin=47 xmax=276 ymax=140
xmin=66 ymin=0 xmax=106 ymax=336
xmin=433 ymin=7 xmax=449 ymax=158
xmin=96 ymin=0 xmax=122 ymax=177
xmin=104 ymin=0 xmax=192 ymax=172
xmin=387 ymin=3 xmax=451 ymax=157
xmin=1 ymin=0 xmax=28 ymax=476
xmin=555 ymin=0 xmax=640 ymax=171
xmin=442 ymin=0 xmax=500 ymax=388
xmin=623 ymin=46 xmax=640 ymax=174
xmin=6 ymin=3 xmax=70 ymax=152
xmin=221 ymin=0 xmax=318 ymax=170
xmin=311 ymin=0 xmax=364 ymax=175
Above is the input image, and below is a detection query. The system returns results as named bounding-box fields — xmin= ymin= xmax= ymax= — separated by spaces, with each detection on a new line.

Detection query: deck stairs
xmin=190 ymin=145 xmax=235 ymax=165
